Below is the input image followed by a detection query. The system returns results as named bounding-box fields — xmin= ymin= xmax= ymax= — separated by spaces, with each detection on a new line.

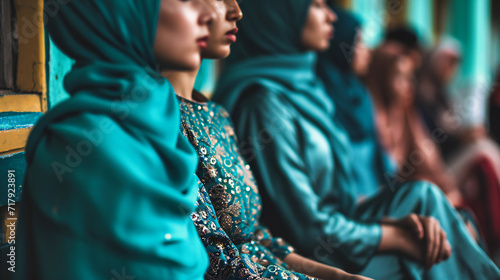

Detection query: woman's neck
xmin=162 ymin=67 xmax=200 ymax=101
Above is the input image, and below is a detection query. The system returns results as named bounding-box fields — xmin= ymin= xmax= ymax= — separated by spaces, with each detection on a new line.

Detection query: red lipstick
xmin=225 ymin=28 xmax=238 ymax=43
xmin=197 ymin=36 xmax=209 ymax=48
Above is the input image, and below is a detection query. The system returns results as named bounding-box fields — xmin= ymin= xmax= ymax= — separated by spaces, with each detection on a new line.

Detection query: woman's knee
xmin=398 ymin=180 xmax=447 ymax=205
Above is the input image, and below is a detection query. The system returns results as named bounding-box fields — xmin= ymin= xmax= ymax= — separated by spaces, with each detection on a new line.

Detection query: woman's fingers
xmin=443 ymin=240 xmax=452 ymax=260
xmin=419 ymin=216 xmax=453 ymax=268
xmin=423 ymin=217 xmax=432 ymax=266
xmin=406 ymin=214 xmax=424 ymax=239
xmin=421 ymin=217 xmax=442 ymax=269
xmin=428 ymin=219 xmax=440 ymax=268
xmin=436 ymin=227 xmax=447 ymax=264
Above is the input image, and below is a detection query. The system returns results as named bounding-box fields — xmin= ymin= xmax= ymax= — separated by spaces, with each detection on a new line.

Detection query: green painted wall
xmin=447 ymin=0 xmax=491 ymax=84
xmin=407 ymin=0 xmax=434 ymax=46
xmin=446 ymin=0 xmax=491 ymax=126
xmin=350 ymin=0 xmax=387 ymax=48
xmin=491 ymin=4 xmax=500 ymax=79
xmin=47 ymin=38 xmax=73 ymax=108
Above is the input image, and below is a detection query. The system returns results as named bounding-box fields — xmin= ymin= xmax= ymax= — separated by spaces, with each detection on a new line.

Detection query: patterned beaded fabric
xmin=180 ymin=92 xmax=316 ymax=280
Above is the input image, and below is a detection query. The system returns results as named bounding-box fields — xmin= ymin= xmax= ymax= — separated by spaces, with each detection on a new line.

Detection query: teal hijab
xmin=213 ymin=0 xmax=357 ymax=213
xmin=316 ymin=5 xmax=376 ymax=142
xmin=17 ymin=1 xmax=207 ymax=279
xmin=226 ymin=0 xmax=311 ymax=60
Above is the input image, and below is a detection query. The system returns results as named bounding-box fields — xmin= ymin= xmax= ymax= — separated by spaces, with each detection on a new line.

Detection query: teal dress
xmin=14 ymin=1 xmax=208 ymax=279
xmin=180 ymin=93 xmax=316 ymax=280
xmin=213 ymin=0 xmax=500 ymax=279
xmin=316 ymin=5 xmax=396 ymax=199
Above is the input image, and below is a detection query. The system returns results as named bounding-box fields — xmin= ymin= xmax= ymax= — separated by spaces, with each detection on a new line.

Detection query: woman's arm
xmin=284 ymin=253 xmax=373 ymax=280
xmin=232 ymin=90 xmax=382 ymax=271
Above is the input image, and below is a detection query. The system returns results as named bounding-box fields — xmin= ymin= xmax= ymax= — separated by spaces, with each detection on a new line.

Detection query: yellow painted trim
xmin=0 ymin=148 xmax=24 ymax=157
xmin=386 ymin=0 xmax=408 ymax=29
xmin=337 ymin=0 xmax=351 ymax=9
xmin=14 ymin=0 xmax=47 ymax=112
xmin=0 ymin=128 xmax=32 ymax=153
xmin=0 ymin=94 xmax=42 ymax=112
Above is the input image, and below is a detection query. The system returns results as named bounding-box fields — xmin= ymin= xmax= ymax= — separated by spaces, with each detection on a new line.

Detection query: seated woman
xmin=163 ymin=0 xmax=370 ymax=279
xmin=417 ymin=42 xmax=500 ymax=254
xmin=15 ymin=1 xmax=215 ymax=279
xmin=366 ymin=45 xmax=487 ymax=246
xmin=365 ymin=45 xmax=462 ymax=207
xmin=212 ymin=0 xmax=500 ymax=279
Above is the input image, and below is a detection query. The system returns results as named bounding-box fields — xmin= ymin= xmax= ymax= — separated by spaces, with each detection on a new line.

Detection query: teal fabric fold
xmin=15 ymin=1 xmax=208 ymax=279
xmin=227 ymin=0 xmax=311 ymax=60
xmin=215 ymin=53 xmax=358 ymax=215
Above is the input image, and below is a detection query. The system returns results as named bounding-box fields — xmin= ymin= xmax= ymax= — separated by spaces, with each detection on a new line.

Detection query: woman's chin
xmin=178 ymin=57 xmax=203 ymax=71
xmin=201 ymin=47 xmax=231 ymax=60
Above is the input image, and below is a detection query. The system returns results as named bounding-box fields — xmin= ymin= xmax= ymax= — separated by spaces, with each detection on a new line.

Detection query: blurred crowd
xmin=323 ymin=9 xmax=500 ymax=262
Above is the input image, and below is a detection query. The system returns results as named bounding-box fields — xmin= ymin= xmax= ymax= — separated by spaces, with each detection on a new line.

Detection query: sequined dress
xmin=179 ymin=92 xmax=316 ymax=280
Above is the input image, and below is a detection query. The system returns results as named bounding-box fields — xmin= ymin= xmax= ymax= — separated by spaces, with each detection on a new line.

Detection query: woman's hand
xmin=417 ymin=216 xmax=452 ymax=268
xmin=380 ymin=214 xmax=452 ymax=268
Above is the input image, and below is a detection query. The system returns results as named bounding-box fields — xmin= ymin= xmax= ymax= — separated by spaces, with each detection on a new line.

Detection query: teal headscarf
xmin=16 ymin=1 xmax=207 ymax=279
xmin=226 ymin=0 xmax=311 ymax=60
xmin=316 ymin=4 xmax=376 ymax=141
xmin=214 ymin=0 xmax=357 ymax=218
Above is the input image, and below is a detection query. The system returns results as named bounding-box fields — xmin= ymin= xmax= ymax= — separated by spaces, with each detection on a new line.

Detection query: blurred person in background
xmin=365 ymin=45 xmax=462 ymax=207
xmin=364 ymin=46 xmax=491 ymax=251
xmin=384 ymin=26 xmax=424 ymax=72
xmin=416 ymin=38 xmax=472 ymax=161
xmin=316 ymin=5 xmax=395 ymax=200
xmin=489 ymin=68 xmax=500 ymax=145
xmin=418 ymin=39 xmax=500 ymax=261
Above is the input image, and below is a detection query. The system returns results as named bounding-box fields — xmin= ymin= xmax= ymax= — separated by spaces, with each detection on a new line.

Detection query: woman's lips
xmin=225 ymin=28 xmax=238 ymax=43
xmin=197 ymin=36 xmax=209 ymax=48
xmin=327 ymin=28 xmax=334 ymax=39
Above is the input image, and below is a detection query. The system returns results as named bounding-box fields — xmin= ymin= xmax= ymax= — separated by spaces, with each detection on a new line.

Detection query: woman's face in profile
xmin=300 ymin=0 xmax=336 ymax=51
xmin=352 ymin=31 xmax=371 ymax=76
xmin=201 ymin=0 xmax=243 ymax=59
xmin=391 ymin=56 xmax=415 ymax=104
xmin=154 ymin=0 xmax=216 ymax=71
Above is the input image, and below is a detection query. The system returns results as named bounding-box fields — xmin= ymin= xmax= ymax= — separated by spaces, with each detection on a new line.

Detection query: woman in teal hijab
xmin=164 ymin=0 xmax=371 ymax=279
xmin=213 ymin=0 xmax=500 ymax=279
xmin=15 ymin=0 xmax=214 ymax=279
xmin=316 ymin=5 xmax=395 ymax=198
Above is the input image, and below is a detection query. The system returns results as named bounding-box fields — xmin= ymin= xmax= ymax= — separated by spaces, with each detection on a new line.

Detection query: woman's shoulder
xmin=232 ymin=83 xmax=298 ymax=121
xmin=28 ymin=112 xmax=135 ymax=176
